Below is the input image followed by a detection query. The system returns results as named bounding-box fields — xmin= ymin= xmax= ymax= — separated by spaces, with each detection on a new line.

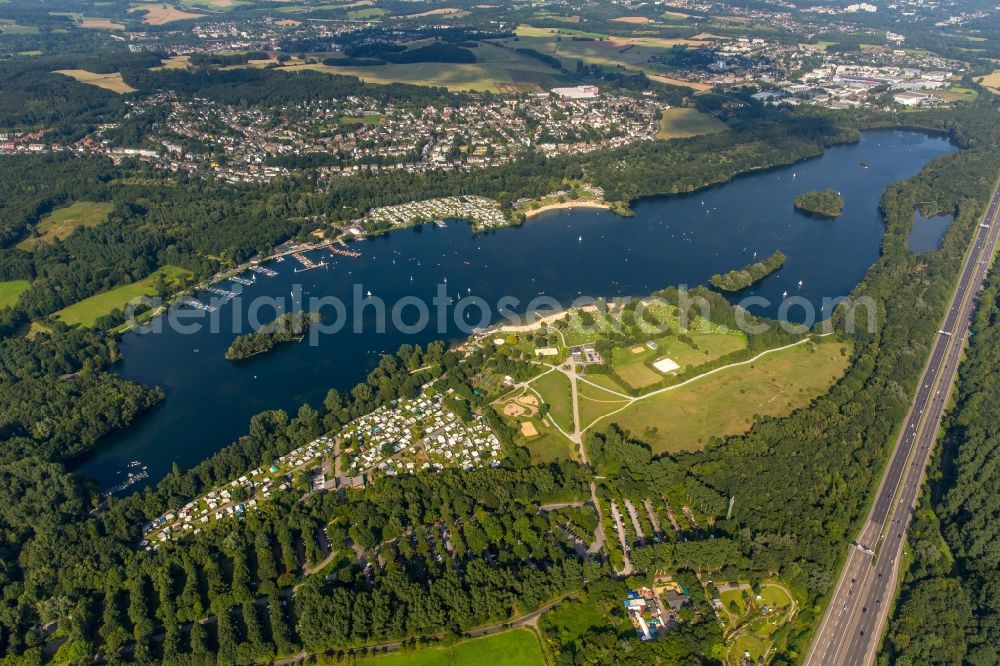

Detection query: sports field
xmin=0 ymin=280 xmax=30 ymax=309
xmin=611 ymin=330 xmax=747 ymax=389
xmin=53 ymin=69 xmax=136 ymax=93
xmin=16 ymin=201 xmax=113 ymax=250
xmin=656 ymin=108 xmax=729 ymax=139
xmin=352 ymin=628 xmax=544 ymax=666
xmin=602 ymin=338 xmax=852 ymax=453
xmin=54 ymin=265 xmax=192 ymax=327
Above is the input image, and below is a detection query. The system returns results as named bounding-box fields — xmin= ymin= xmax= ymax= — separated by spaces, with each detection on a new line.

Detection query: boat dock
xmin=180 ymin=297 xmax=218 ymax=312
xmin=206 ymin=286 xmax=237 ymax=299
xmin=231 ymin=275 xmax=255 ymax=286
xmin=293 ymin=252 xmax=327 ymax=272
xmin=103 ymin=468 xmax=148 ymax=497
xmin=250 ymin=266 xmax=277 ymax=277
xmin=329 ymin=245 xmax=361 ymax=258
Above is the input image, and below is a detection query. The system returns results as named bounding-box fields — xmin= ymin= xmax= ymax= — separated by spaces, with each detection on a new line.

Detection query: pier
xmin=250 ymin=265 xmax=277 ymax=277
xmin=180 ymin=297 xmax=218 ymax=312
xmin=329 ymin=245 xmax=361 ymax=258
xmin=206 ymin=286 xmax=237 ymax=299
xmin=293 ymin=252 xmax=328 ymax=272
xmin=231 ymin=275 xmax=255 ymax=286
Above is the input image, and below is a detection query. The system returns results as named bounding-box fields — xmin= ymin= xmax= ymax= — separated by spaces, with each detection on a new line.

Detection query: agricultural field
xmin=77 ymin=18 xmax=125 ymax=30
xmin=499 ymin=25 xmax=717 ymax=82
xmin=129 ymin=4 xmax=206 ymax=25
xmin=602 ymin=338 xmax=852 ymax=452
xmin=978 ymin=69 xmax=1000 ymax=94
xmin=656 ymin=108 xmax=729 ymax=139
xmin=53 ymin=70 xmax=136 ymax=93
xmin=54 ymin=266 xmax=193 ymax=327
xmin=0 ymin=280 xmax=30 ymax=309
xmin=284 ymin=41 xmax=563 ymax=92
xmin=16 ymin=201 xmax=113 ymax=250
xmin=0 ymin=20 xmax=40 ymax=34
xmin=351 ymin=628 xmax=544 ymax=666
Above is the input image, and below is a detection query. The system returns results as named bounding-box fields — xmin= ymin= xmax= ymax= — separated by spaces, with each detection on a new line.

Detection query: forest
xmin=883 ymin=268 xmax=1000 ymax=664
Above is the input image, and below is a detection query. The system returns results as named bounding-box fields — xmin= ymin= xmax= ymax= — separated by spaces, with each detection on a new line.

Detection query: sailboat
xmin=798 ymin=280 xmax=803 ymax=288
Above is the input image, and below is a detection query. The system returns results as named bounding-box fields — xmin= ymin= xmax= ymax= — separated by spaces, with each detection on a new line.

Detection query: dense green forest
xmin=883 ymin=268 xmax=1000 ymax=664
xmin=794 ymin=189 xmax=844 ymax=218
xmin=709 ymin=250 xmax=786 ymax=292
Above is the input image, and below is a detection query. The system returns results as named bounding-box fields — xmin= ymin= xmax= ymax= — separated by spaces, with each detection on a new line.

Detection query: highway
xmin=804 ymin=174 xmax=1000 ymax=666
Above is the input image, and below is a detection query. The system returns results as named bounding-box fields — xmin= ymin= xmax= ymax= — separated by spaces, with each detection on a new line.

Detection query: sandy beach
xmin=523 ymin=200 xmax=612 ymax=218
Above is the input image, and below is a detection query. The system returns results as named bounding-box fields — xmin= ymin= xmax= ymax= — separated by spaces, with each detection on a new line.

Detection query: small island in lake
xmin=710 ymin=250 xmax=786 ymax=292
xmin=225 ymin=311 xmax=319 ymax=360
xmin=794 ymin=189 xmax=844 ymax=218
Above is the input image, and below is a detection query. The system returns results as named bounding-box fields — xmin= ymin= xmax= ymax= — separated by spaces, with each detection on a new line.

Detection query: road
xmin=805 ymin=176 xmax=1000 ymax=666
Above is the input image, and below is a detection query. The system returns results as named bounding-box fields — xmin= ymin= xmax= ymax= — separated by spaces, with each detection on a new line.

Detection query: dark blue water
xmin=76 ymin=130 xmax=954 ymax=491
xmin=908 ymin=210 xmax=953 ymax=253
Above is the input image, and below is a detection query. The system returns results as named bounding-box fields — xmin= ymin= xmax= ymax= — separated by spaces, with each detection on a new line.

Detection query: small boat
xmin=578 ymin=235 xmax=582 ymax=242
xmin=798 ymin=280 xmax=804 ymax=287
xmin=782 ymin=291 xmax=788 ymax=298
xmin=366 ymin=290 xmax=373 ymax=298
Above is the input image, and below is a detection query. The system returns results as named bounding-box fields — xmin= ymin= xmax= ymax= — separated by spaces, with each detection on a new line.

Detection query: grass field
xmin=16 ymin=201 xmax=113 ymax=250
xmin=352 ymin=629 xmax=543 ymax=666
xmin=0 ymin=20 xmax=40 ymax=35
xmin=54 ymin=266 xmax=192 ymax=327
xmin=603 ymin=338 xmax=852 ymax=453
xmin=577 ymin=380 xmax=630 ymax=429
xmin=611 ymin=331 xmax=747 ymax=390
xmin=285 ymin=41 xmax=562 ymax=92
xmin=53 ymin=69 xmax=136 ymax=93
xmin=530 ymin=369 xmax=574 ymax=432
xmin=579 ymin=372 xmax=628 ymax=394
xmin=0 ymin=280 xmax=30 ymax=309
xmin=525 ymin=425 xmax=577 ymax=463
xmin=656 ymin=108 xmax=728 ymax=139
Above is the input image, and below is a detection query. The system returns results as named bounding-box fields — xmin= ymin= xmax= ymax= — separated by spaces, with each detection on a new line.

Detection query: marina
xmin=250 ymin=265 xmax=278 ymax=277
xmin=231 ymin=275 xmax=255 ymax=286
xmin=329 ymin=245 xmax=362 ymax=258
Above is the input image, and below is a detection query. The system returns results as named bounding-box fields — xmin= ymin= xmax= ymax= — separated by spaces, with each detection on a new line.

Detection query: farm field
xmin=284 ymin=42 xmax=563 ymax=92
xmin=16 ymin=201 xmax=113 ymax=250
xmin=78 ymin=18 xmax=125 ymax=29
xmin=54 ymin=266 xmax=192 ymax=327
xmin=130 ymin=4 xmax=206 ymax=24
xmin=602 ymin=338 xmax=852 ymax=452
xmin=978 ymin=69 xmax=1000 ymax=94
xmin=656 ymin=108 xmax=729 ymax=139
xmin=53 ymin=69 xmax=136 ymax=93
xmin=352 ymin=628 xmax=544 ymax=666
xmin=0 ymin=281 xmax=30 ymax=309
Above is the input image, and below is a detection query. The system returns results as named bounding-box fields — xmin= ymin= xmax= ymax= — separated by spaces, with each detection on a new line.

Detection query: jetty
xmin=180 ymin=297 xmax=217 ymax=312
xmin=250 ymin=265 xmax=277 ymax=277
xmin=231 ymin=275 xmax=255 ymax=286
xmin=329 ymin=245 xmax=361 ymax=258
xmin=103 ymin=468 xmax=148 ymax=497
xmin=293 ymin=252 xmax=327 ymax=272
xmin=206 ymin=286 xmax=237 ymax=300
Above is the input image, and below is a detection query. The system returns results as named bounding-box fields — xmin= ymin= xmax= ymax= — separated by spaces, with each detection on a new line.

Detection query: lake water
xmin=76 ymin=130 xmax=954 ymax=491
xmin=908 ymin=210 xmax=954 ymax=253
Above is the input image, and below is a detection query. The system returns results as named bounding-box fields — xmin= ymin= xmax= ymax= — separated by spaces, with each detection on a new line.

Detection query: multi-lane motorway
xmin=804 ymin=175 xmax=1000 ymax=666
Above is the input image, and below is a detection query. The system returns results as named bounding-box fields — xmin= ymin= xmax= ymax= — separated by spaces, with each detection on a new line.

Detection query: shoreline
xmin=522 ymin=200 xmax=613 ymax=218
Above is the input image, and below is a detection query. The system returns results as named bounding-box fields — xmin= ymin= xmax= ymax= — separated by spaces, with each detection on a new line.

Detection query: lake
xmin=76 ymin=130 xmax=954 ymax=492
